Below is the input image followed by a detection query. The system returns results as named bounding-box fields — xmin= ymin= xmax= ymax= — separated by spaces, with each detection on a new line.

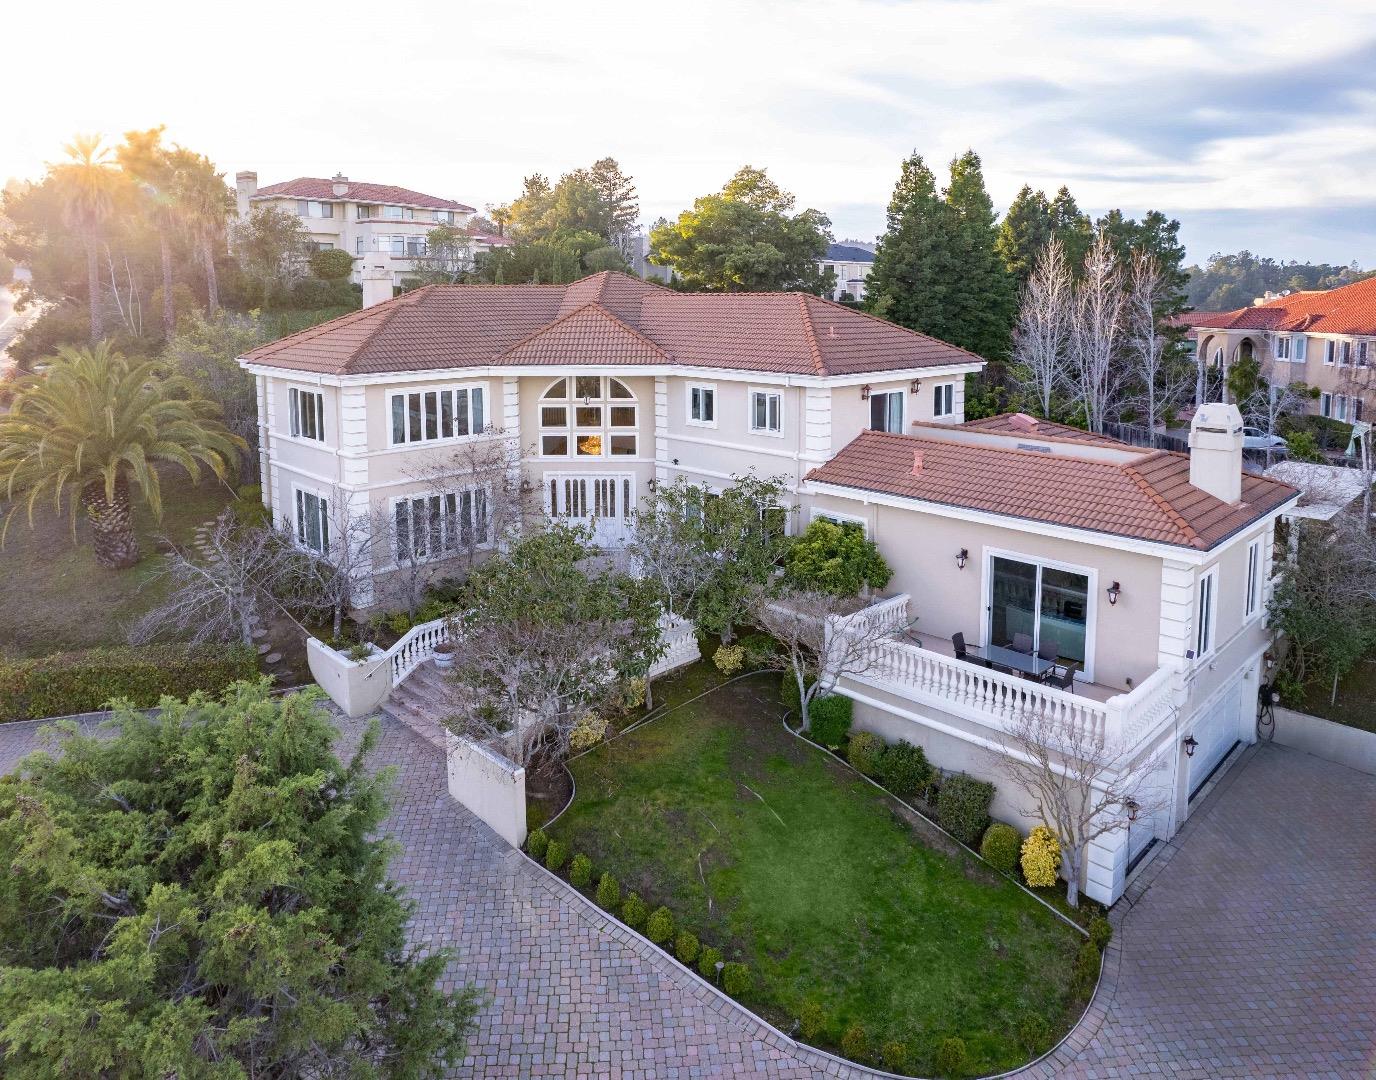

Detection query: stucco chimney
xmin=234 ymin=170 xmax=257 ymax=219
xmin=359 ymin=252 xmax=394 ymax=309
xmin=1188 ymin=403 xmax=1244 ymax=504
xmin=331 ymin=172 xmax=349 ymax=197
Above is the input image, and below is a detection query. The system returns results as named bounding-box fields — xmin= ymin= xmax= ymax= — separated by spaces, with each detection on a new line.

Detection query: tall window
xmin=932 ymin=382 xmax=954 ymax=418
xmin=295 ymin=489 xmax=329 ymax=555
xmin=1196 ymin=568 xmax=1217 ymax=660
xmin=1293 ymin=335 xmax=1307 ymax=361
xmin=687 ymin=383 xmax=716 ymax=426
xmin=1245 ymin=539 xmax=1262 ymax=619
xmin=1325 ymin=340 xmax=1337 ymax=365
xmin=749 ymin=389 xmax=783 ymax=435
xmin=288 ymin=387 xmax=325 ymax=442
xmin=1320 ymin=392 xmax=1333 ymax=417
xmin=393 ymin=488 xmax=490 ymax=562
xmin=1274 ymin=336 xmax=1290 ymax=360
xmin=1341 ymin=340 xmax=1353 ymax=366
xmin=869 ymin=390 xmax=903 ymax=433
xmin=389 ymin=386 xmax=486 ymax=446
xmin=539 ymin=377 xmax=637 ymax=457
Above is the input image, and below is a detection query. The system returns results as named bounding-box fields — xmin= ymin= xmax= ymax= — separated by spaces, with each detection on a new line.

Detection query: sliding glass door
xmin=988 ymin=555 xmax=1091 ymax=677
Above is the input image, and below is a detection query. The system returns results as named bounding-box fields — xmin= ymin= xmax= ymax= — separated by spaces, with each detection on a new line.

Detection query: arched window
xmin=539 ymin=376 xmax=638 ymax=457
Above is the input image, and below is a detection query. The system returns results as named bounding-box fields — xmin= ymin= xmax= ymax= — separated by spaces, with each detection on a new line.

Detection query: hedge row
xmin=0 ymin=644 xmax=260 ymax=721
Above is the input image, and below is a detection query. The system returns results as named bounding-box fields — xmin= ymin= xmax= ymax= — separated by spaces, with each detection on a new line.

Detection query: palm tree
xmin=170 ymin=150 xmax=234 ymax=313
xmin=116 ymin=127 xmax=178 ymax=340
xmin=0 ymin=343 xmax=243 ymax=569
xmin=52 ymin=135 xmax=118 ymax=343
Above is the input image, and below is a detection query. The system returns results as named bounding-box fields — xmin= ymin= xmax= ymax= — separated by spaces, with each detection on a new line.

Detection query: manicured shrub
xmin=310 ymin=248 xmax=356 ymax=280
xmin=568 ymin=853 xmax=593 ymax=889
xmin=881 ymin=1040 xmax=909 ymax=1072
xmin=934 ymin=1036 xmax=967 ymax=1077
xmin=1073 ymin=941 xmax=1101 ymax=992
xmin=543 ymin=839 xmax=569 ymax=873
xmin=713 ymin=644 xmax=744 ymax=675
xmin=569 ymin=712 xmax=609 ymax=752
xmin=697 ymin=946 xmax=723 ymax=979
xmin=0 ymin=644 xmax=259 ymax=722
xmin=1021 ymin=824 xmax=1062 ymax=888
xmin=1017 ymin=1013 xmax=1052 ymax=1055
xmin=721 ymin=961 xmax=751 ymax=996
xmin=798 ymin=1000 xmax=827 ymax=1041
xmin=806 ymin=694 xmax=852 ymax=748
xmin=645 ymin=906 xmax=674 ymax=945
xmin=674 ymin=930 xmax=700 ymax=966
xmin=877 ymin=739 xmax=936 ymax=800
xmin=524 ymin=828 xmax=549 ymax=861
xmin=783 ymin=519 xmax=892 ymax=597
xmin=595 ymin=872 xmax=621 ymax=910
xmin=840 ymin=1023 xmax=867 ymax=1061
xmin=847 ymin=730 xmax=886 ymax=776
xmin=737 ymin=633 xmax=777 ymax=669
xmin=935 ymin=772 xmax=995 ymax=846
xmin=621 ymin=892 xmax=647 ymax=930
xmin=1089 ymin=915 xmax=1113 ymax=951
xmin=980 ymin=822 xmax=1021 ymax=874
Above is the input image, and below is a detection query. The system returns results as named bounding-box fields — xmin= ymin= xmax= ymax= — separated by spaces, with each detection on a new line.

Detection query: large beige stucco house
xmin=240 ymin=271 xmax=1297 ymax=904
xmin=234 ymin=171 xmax=509 ymax=289
xmin=1183 ymin=275 xmax=1376 ymax=424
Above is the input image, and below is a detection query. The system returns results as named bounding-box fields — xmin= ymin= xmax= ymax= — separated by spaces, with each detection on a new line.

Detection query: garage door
xmin=1127 ymin=752 xmax=1172 ymax=870
xmin=1188 ymin=677 xmax=1243 ymax=799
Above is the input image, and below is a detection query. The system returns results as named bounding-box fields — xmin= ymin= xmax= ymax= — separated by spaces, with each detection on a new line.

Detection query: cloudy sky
xmin=7 ymin=0 xmax=1375 ymax=266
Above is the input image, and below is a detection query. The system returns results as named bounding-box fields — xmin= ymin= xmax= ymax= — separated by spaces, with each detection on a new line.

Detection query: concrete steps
xmin=378 ymin=661 xmax=451 ymax=752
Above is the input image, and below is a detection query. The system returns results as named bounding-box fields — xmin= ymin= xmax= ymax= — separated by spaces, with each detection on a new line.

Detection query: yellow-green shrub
xmin=569 ymin=711 xmax=609 ymax=752
xmin=980 ymin=822 xmax=1021 ymax=874
xmin=713 ymin=644 xmax=744 ymax=674
xmin=1021 ymin=824 xmax=1062 ymax=888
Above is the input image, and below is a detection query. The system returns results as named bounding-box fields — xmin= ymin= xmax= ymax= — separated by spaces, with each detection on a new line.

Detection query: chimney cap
xmin=332 ymin=172 xmax=348 ymax=182
xmin=911 ymin=449 xmax=923 ymax=477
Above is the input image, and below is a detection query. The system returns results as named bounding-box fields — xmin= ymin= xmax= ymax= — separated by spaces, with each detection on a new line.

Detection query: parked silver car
xmin=1242 ymin=426 xmax=1289 ymax=452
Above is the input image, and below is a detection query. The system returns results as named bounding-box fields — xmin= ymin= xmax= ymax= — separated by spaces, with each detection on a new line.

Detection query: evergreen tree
xmin=1095 ymin=208 xmax=1188 ymax=316
xmin=941 ymin=151 xmax=1016 ymax=360
xmin=864 ymin=153 xmax=953 ymax=337
xmin=996 ymin=184 xmax=1053 ymax=291
xmin=1048 ymin=186 xmax=1093 ymax=271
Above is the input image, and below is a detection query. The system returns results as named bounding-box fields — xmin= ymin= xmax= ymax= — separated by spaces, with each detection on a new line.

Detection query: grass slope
xmin=552 ymin=670 xmax=1083 ymax=1076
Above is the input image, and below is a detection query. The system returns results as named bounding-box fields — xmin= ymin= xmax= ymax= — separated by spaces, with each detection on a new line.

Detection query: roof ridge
xmin=796 ymin=293 xmax=827 ymax=376
xmin=1121 ymin=456 xmax=1202 ymax=548
xmin=856 ymin=427 xmax=1129 ymax=469
xmin=802 ymin=292 xmax=987 ymax=365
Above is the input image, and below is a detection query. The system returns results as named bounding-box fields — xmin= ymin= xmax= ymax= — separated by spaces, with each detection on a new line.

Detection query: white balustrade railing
xmin=1106 ymin=662 xmax=1183 ymax=747
xmin=387 ymin=617 xmax=451 ymax=685
xmin=840 ymin=593 xmax=912 ymax=634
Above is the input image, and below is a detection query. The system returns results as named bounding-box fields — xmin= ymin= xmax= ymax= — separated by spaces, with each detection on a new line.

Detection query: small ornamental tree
xmin=783 ymin=519 xmax=892 ymax=598
xmin=695 ymin=473 xmax=793 ymax=643
xmin=0 ymin=682 xmax=481 ymax=1077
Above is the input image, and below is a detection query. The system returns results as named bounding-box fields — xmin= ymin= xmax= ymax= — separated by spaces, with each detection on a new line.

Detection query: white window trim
xmin=386 ymin=383 xmax=488 ymax=448
xmin=291 ymin=482 xmax=331 ymax=556
xmin=1292 ymin=335 xmax=1307 ymax=362
xmin=286 ymin=385 xmax=327 ymax=444
xmin=1320 ymin=392 xmax=1333 ymax=418
xmin=932 ymin=381 xmax=955 ymax=418
xmin=537 ymin=376 xmax=639 ymax=459
xmin=980 ymin=545 xmax=1098 ymax=684
xmin=810 ymin=507 xmax=869 ymax=536
xmin=1195 ymin=566 xmax=1219 ymax=662
xmin=748 ymin=387 xmax=785 ymax=438
xmin=386 ymin=485 xmax=494 ymax=568
xmin=869 ymin=389 xmax=905 ymax=433
xmin=1244 ymin=538 xmax=1263 ymax=621
xmin=685 ymin=381 xmax=718 ymax=428
xmin=1324 ymin=340 xmax=1336 ymax=366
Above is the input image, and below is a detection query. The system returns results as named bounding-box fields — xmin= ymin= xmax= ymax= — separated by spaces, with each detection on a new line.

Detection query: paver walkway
xmin=2 ymin=713 xmax=1373 ymax=1077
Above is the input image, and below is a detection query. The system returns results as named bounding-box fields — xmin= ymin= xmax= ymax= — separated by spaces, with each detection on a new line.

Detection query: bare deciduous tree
xmin=1012 ymin=236 xmax=1073 ymax=418
xmin=1123 ymin=251 xmax=1193 ymax=445
xmin=627 ymin=476 xmax=720 ymax=617
xmin=127 ymin=513 xmax=297 ymax=646
xmin=991 ymin=711 xmax=1164 ymax=908
xmin=751 ymin=587 xmax=895 ymax=729
xmin=1067 ymin=230 xmax=1126 ymax=434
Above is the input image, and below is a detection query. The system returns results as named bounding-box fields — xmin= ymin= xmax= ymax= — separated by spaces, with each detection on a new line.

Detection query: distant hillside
xmin=1186 ymin=251 xmax=1375 ymax=312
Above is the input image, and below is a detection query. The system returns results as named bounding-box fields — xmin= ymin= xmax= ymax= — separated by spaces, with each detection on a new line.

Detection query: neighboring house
xmin=1182 ymin=276 xmax=1376 ymax=424
xmin=241 ymin=273 xmax=1297 ymax=906
xmin=234 ymin=171 xmax=509 ymax=288
xmin=819 ymin=241 xmax=876 ymax=302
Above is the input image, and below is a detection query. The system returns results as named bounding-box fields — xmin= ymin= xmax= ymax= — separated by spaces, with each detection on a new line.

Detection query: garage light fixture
xmin=1182 ymin=735 xmax=1199 ymax=758
xmin=861 ymin=384 xmax=872 ymax=400
xmin=1106 ymin=581 xmax=1122 ymax=606
xmin=956 ymin=548 xmax=968 ymax=570
xmin=1124 ymin=798 xmax=1140 ymax=822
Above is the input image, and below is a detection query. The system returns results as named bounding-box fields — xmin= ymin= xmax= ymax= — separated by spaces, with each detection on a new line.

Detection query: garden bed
xmin=547 ymin=668 xmax=1088 ymax=1076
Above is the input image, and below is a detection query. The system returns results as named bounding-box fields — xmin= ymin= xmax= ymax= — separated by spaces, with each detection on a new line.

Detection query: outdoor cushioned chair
xmin=1037 ymin=639 xmax=1059 ymax=663
xmin=1043 ymin=665 xmax=1076 ymax=691
xmin=1011 ymin=632 xmax=1034 ymax=654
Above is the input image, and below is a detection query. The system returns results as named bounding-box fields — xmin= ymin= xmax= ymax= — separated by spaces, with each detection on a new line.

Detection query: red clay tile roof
xmin=252 ymin=177 xmax=475 ymax=213
xmin=960 ymin=412 xmax=1127 ymax=448
xmin=242 ymin=272 xmax=986 ymax=377
xmin=1183 ymin=276 xmax=1376 ymax=336
xmin=806 ymin=430 xmax=1296 ymax=550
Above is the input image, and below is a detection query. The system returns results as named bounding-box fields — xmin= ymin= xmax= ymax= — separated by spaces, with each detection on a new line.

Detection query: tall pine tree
xmin=1049 ymin=186 xmax=1093 ymax=271
xmin=864 ymin=153 xmax=952 ymax=334
xmin=942 ymin=150 xmax=1016 ymax=361
xmin=996 ymin=184 xmax=1053 ymax=291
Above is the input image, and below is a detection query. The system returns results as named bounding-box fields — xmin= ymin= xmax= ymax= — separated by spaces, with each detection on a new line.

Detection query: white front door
xmin=546 ymin=473 xmax=634 ymax=547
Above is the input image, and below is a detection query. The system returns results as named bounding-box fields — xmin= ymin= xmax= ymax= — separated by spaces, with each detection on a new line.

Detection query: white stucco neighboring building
xmin=819 ymin=241 xmax=876 ymax=302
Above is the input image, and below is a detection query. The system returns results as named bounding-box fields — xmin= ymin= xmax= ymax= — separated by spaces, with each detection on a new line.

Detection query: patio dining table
xmin=960 ymin=642 xmax=1055 ymax=680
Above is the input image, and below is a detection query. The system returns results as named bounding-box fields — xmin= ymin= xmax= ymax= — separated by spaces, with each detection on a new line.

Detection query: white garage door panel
xmin=1189 ymin=678 xmax=1242 ymax=798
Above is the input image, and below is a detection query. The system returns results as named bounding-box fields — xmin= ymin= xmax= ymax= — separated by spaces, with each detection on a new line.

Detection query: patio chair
xmin=1043 ymin=665 xmax=1075 ymax=691
xmin=1011 ymin=632 xmax=1034 ymax=654
xmin=952 ymin=631 xmax=969 ymax=659
xmin=1037 ymin=639 xmax=1058 ymax=663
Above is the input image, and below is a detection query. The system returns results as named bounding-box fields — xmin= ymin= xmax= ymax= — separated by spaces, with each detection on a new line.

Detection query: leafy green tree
xmin=0 ymin=682 xmax=482 ymax=1078
xmin=232 ymin=204 xmax=310 ymax=307
xmin=168 ymin=147 xmax=235 ymax=313
xmin=0 ymin=343 xmax=242 ymax=568
xmin=497 ymin=159 xmax=638 ymax=251
xmin=784 ymin=520 xmax=892 ymax=597
xmin=649 ymin=166 xmax=833 ymax=292
xmin=116 ymin=126 xmax=182 ymax=340
xmin=1095 ymin=208 xmax=1188 ymax=318
xmin=695 ymin=473 xmax=793 ymax=641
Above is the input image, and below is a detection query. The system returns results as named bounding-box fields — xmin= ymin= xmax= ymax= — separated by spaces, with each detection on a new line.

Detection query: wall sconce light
xmin=647 ymin=477 xmax=658 ymax=492
xmin=910 ymin=379 xmax=921 ymax=395
xmin=671 ymin=457 xmax=679 ymax=466
xmin=1183 ymin=735 xmax=1198 ymax=758
xmin=860 ymin=384 xmax=872 ymax=400
xmin=519 ymin=478 xmax=533 ymax=493
xmin=1106 ymin=581 xmax=1122 ymax=606
xmin=1124 ymin=798 xmax=1140 ymax=822
xmin=955 ymin=548 xmax=968 ymax=570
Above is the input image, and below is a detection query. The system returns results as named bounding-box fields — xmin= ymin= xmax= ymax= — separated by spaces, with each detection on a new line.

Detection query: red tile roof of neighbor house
xmin=806 ymin=430 xmax=1297 ymax=550
xmin=252 ymin=178 xmax=476 ymax=213
xmin=1183 ymin=275 xmax=1376 ymax=336
xmin=959 ymin=412 xmax=1127 ymax=448
xmin=241 ymin=272 xmax=986 ymax=377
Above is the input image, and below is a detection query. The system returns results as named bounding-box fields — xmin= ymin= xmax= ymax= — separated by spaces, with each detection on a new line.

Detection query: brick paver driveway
xmin=3 ymin=714 xmax=1372 ymax=1077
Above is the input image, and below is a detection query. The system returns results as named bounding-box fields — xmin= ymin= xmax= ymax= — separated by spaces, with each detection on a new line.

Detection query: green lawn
xmin=550 ymin=670 xmax=1084 ymax=1076
xmin=0 ymin=469 xmax=234 ymax=660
